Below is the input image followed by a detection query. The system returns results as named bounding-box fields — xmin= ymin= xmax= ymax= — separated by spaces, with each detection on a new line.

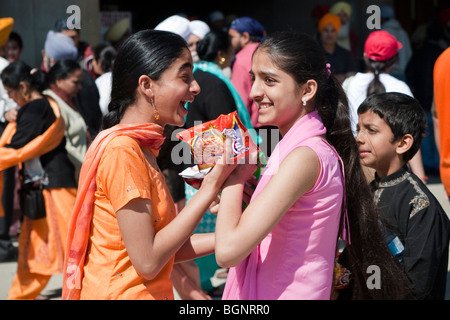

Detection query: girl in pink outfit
xmin=215 ymin=31 xmax=411 ymax=300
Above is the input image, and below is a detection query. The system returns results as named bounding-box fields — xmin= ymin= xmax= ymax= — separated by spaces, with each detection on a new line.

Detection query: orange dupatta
xmin=62 ymin=123 xmax=165 ymax=300
xmin=0 ymin=96 xmax=65 ymax=217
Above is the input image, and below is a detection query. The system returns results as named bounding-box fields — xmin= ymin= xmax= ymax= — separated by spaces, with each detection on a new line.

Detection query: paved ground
xmin=1 ymin=175 xmax=449 ymax=300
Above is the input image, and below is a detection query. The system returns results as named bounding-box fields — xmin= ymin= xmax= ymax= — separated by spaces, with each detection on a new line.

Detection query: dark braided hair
xmin=364 ymin=54 xmax=398 ymax=97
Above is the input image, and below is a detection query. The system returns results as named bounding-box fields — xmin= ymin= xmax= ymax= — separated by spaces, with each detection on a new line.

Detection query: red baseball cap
xmin=364 ymin=30 xmax=403 ymax=61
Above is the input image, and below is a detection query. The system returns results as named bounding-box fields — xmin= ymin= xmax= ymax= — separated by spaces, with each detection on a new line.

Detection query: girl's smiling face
xmin=250 ymin=49 xmax=308 ymax=136
xmin=152 ymin=48 xmax=200 ymax=127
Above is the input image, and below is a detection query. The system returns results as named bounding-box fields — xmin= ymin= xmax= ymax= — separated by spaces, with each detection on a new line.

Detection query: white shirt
xmin=95 ymin=71 xmax=112 ymax=115
xmin=43 ymin=89 xmax=87 ymax=182
xmin=343 ymin=72 xmax=413 ymax=136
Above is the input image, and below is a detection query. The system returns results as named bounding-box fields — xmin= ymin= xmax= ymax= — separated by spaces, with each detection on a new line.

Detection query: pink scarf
xmin=62 ymin=123 xmax=165 ymax=300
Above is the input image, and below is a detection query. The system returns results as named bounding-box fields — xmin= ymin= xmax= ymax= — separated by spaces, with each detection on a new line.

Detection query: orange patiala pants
xmin=8 ymin=187 xmax=76 ymax=300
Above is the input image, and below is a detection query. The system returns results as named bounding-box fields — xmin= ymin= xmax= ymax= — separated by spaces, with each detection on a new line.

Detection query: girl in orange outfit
xmin=63 ymin=30 xmax=236 ymax=300
xmin=0 ymin=61 xmax=77 ymax=299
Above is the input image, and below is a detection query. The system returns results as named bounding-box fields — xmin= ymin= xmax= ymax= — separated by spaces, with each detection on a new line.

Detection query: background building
xmin=0 ymin=0 xmax=449 ymax=71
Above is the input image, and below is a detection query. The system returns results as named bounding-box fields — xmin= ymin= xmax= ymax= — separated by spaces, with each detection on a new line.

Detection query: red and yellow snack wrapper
xmin=177 ymin=111 xmax=266 ymax=188
xmin=177 ymin=111 xmax=259 ymax=169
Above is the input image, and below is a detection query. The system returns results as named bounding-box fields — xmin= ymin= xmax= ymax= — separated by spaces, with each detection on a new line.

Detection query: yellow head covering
xmin=318 ymin=13 xmax=341 ymax=33
xmin=105 ymin=17 xmax=130 ymax=43
xmin=0 ymin=17 xmax=14 ymax=47
xmin=330 ymin=1 xmax=352 ymax=18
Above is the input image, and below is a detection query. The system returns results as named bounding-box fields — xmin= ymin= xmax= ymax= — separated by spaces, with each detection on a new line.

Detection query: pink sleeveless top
xmin=222 ymin=111 xmax=346 ymax=300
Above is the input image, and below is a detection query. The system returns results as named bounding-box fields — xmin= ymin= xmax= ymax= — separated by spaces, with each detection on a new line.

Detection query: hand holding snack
xmin=178 ymin=111 xmax=265 ymax=189
xmin=201 ymin=137 xmax=238 ymax=191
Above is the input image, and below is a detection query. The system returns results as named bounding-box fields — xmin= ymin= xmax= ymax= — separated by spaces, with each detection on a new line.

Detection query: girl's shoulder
xmin=98 ymin=135 xmax=147 ymax=175
xmin=104 ymin=135 xmax=142 ymax=155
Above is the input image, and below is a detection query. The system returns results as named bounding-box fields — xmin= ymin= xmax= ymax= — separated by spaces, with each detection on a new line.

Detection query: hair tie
xmin=30 ymin=68 xmax=38 ymax=75
xmin=326 ymin=63 xmax=331 ymax=78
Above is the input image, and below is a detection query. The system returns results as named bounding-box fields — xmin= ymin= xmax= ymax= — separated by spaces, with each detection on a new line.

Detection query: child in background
xmin=356 ymin=92 xmax=450 ymax=299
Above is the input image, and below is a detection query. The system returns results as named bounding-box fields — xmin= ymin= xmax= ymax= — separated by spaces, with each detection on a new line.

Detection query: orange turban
xmin=0 ymin=17 xmax=14 ymax=47
xmin=318 ymin=13 xmax=341 ymax=33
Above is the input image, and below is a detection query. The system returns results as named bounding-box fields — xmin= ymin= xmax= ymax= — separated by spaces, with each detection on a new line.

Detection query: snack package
xmin=177 ymin=111 xmax=266 ymax=188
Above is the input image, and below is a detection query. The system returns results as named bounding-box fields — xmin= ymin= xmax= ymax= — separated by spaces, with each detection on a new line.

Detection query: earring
xmin=302 ymin=99 xmax=307 ymax=106
xmin=219 ymin=57 xmax=226 ymax=65
xmin=150 ymin=98 xmax=160 ymax=120
xmin=22 ymin=92 xmax=31 ymax=102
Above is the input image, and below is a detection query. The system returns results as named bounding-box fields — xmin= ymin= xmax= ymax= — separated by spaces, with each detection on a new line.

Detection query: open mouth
xmin=179 ymin=101 xmax=188 ymax=115
xmin=258 ymin=103 xmax=273 ymax=110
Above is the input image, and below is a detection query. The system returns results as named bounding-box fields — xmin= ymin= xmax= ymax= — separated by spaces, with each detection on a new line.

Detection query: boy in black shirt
xmin=356 ymin=92 xmax=450 ymax=299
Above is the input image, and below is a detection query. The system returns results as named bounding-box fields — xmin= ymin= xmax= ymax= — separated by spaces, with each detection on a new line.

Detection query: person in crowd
xmin=4 ymin=31 xmax=23 ymax=64
xmin=2 ymin=30 xmax=24 ymax=249
xmin=318 ymin=13 xmax=357 ymax=84
xmin=92 ymin=44 xmax=116 ymax=115
xmin=310 ymin=4 xmax=330 ymax=43
xmin=380 ymin=5 xmax=413 ymax=81
xmin=406 ymin=21 xmax=446 ymax=175
xmin=54 ymin=18 xmax=93 ymax=78
xmin=342 ymin=30 xmax=426 ymax=183
xmin=214 ymin=31 xmax=410 ymax=300
xmin=104 ymin=17 xmax=131 ymax=51
xmin=43 ymin=59 xmax=87 ymax=183
xmin=41 ymin=30 xmax=78 ymax=71
xmin=52 ymin=21 xmax=103 ymax=135
xmin=43 ymin=29 xmax=102 ymax=137
xmin=187 ymin=20 xmax=210 ymax=63
xmin=433 ymin=46 xmax=450 ymax=200
xmin=8 ymin=29 xmax=79 ymax=126
xmin=0 ymin=16 xmax=18 ymax=264
xmin=228 ymin=16 xmax=265 ymax=127
xmin=54 ymin=19 xmax=88 ymax=63
xmin=208 ymin=10 xmax=226 ymax=32
xmin=62 ymin=29 xmax=236 ymax=300
xmin=229 ymin=16 xmax=276 ymax=156
xmin=356 ymin=92 xmax=450 ymax=299
xmin=0 ymin=18 xmax=16 ymax=124
xmin=329 ymin=1 xmax=358 ymax=57
xmin=1 ymin=61 xmax=77 ymax=299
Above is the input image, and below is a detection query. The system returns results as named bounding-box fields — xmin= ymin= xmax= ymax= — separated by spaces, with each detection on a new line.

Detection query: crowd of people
xmin=0 ymin=2 xmax=449 ymax=301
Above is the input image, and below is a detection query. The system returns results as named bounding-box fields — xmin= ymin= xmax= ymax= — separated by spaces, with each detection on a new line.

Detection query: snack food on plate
xmin=177 ymin=111 xmax=265 ymax=187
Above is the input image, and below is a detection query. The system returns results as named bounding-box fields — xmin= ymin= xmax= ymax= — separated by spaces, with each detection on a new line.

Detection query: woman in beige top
xmin=44 ymin=59 xmax=87 ymax=182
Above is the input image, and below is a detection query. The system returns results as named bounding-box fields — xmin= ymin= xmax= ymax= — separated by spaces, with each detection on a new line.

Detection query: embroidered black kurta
xmin=370 ymin=165 xmax=450 ymax=299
